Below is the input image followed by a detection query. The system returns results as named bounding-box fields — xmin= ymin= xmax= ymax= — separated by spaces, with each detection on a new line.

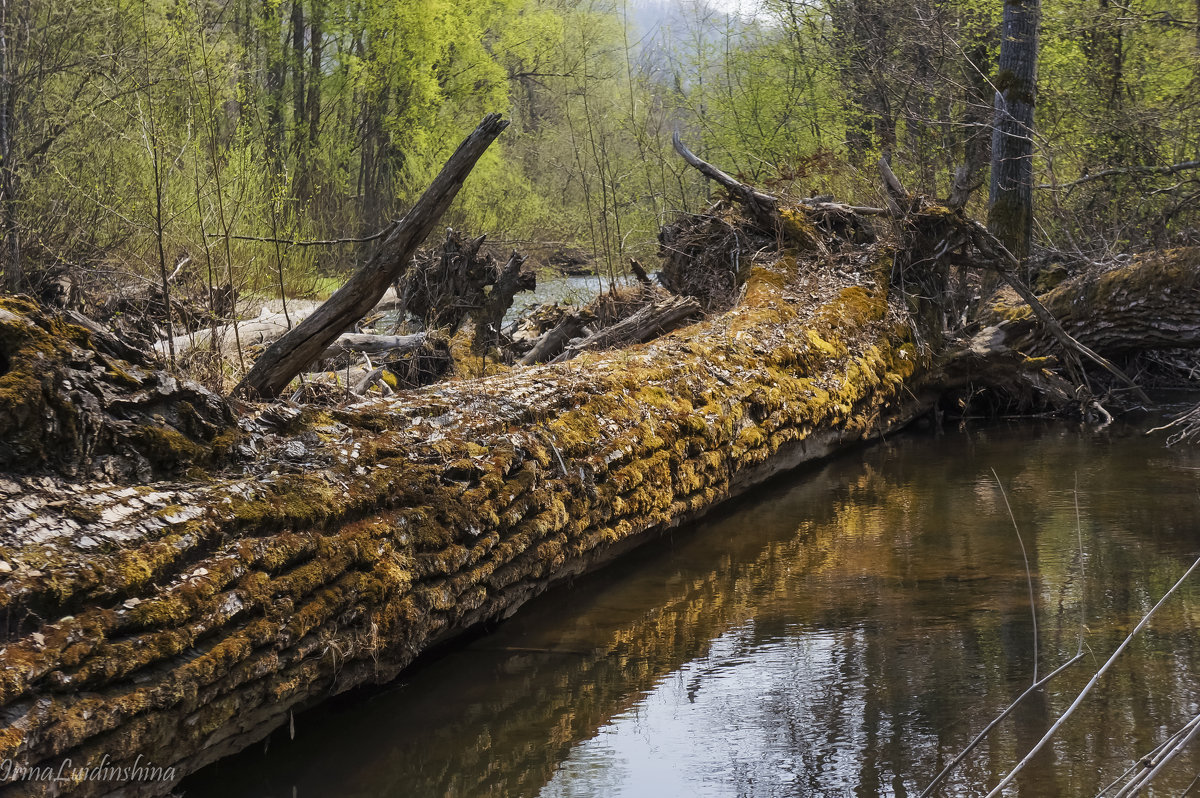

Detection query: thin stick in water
xmin=984 ymin=555 xmax=1200 ymax=798
xmin=993 ymin=468 xmax=1039 ymax=684
xmin=917 ymin=652 xmax=1085 ymax=798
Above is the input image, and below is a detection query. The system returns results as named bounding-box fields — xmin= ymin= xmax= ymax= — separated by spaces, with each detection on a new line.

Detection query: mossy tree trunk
xmin=0 ymin=209 xmax=933 ymax=796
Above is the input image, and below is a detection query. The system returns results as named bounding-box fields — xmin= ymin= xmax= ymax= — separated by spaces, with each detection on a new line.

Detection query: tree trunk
xmin=987 ymin=0 xmax=1041 ymax=266
xmin=262 ymin=0 xmax=285 ymax=165
xmin=234 ymin=114 xmax=509 ymax=399
xmin=0 ymin=0 xmax=20 ymax=293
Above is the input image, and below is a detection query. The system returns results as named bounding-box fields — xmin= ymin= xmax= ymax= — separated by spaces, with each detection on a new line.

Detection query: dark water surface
xmin=183 ymin=420 xmax=1200 ymax=797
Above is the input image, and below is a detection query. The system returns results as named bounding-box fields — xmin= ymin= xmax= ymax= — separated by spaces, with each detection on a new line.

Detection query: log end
xmin=0 ymin=296 xmax=237 ymax=482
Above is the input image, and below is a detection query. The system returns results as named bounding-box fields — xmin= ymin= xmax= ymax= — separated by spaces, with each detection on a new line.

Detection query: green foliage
xmin=3 ymin=0 xmax=1200 ymax=311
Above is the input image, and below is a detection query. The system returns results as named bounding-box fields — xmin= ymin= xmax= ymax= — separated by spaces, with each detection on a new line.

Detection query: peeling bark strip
xmin=235 ymin=114 xmax=510 ymax=400
xmin=0 ymin=226 xmax=929 ymax=797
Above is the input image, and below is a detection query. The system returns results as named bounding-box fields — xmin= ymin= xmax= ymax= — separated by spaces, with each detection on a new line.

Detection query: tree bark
xmin=987 ymin=0 xmax=1041 ymax=265
xmin=234 ymin=114 xmax=509 ymax=399
xmin=0 ymin=0 xmax=20 ymax=293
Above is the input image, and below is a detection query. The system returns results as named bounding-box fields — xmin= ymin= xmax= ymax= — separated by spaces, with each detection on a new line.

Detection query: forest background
xmin=2 ymin=0 xmax=1198 ymax=309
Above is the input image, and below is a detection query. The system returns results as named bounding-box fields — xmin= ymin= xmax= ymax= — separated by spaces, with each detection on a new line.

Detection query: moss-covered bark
xmin=979 ymin=247 xmax=1200 ymax=356
xmin=0 ymin=297 xmax=234 ymax=482
xmin=0 ymin=204 xmax=932 ymax=796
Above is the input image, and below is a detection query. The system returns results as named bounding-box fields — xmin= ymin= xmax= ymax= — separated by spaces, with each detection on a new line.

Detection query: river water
xmin=183 ymin=419 xmax=1200 ymax=797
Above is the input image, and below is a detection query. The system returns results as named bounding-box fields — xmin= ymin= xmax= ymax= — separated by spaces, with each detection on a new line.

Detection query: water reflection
xmin=183 ymin=421 xmax=1200 ymax=798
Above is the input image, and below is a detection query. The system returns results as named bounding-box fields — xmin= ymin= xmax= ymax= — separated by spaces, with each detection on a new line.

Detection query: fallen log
xmin=4 ymin=188 xmax=1200 ymax=798
xmin=0 ymin=204 xmax=933 ymax=796
xmin=155 ymin=287 xmax=410 ymax=362
xmin=517 ymin=312 xmax=593 ymax=365
xmin=977 ymin=247 xmax=1200 ymax=358
xmin=318 ymin=332 xmax=427 ymax=362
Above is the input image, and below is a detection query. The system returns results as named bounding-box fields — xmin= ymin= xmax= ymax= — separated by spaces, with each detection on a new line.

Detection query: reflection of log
xmin=235 ymin=114 xmax=510 ymax=399
xmin=552 ymin=295 xmax=702 ymax=362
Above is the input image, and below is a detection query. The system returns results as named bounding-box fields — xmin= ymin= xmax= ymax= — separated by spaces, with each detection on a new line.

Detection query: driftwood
xmin=518 ymin=313 xmax=593 ymax=365
xmin=318 ymin=332 xmax=427 ymax=362
xmin=395 ymin=231 xmax=535 ymax=358
xmin=552 ymin=295 xmax=702 ymax=363
xmin=235 ymin=114 xmax=510 ymax=399
xmin=517 ymin=283 xmax=690 ymax=366
xmin=629 ymin=257 xmax=653 ymax=285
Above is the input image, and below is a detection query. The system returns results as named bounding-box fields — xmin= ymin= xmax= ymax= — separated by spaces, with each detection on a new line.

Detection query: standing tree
xmin=988 ymin=0 xmax=1042 ymax=265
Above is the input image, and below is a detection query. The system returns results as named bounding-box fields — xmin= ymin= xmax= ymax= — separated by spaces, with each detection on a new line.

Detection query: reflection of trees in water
xmin=189 ymin=424 xmax=1200 ymax=797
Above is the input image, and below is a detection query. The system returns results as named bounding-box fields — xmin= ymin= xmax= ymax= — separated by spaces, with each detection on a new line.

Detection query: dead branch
xmin=552 ymin=295 xmax=701 ymax=362
xmin=1039 ymin=158 xmax=1200 ymax=190
xmin=672 ymin=130 xmax=780 ymax=224
xmin=234 ymin=114 xmax=509 ymax=400
xmin=205 ymin=223 xmax=397 ymax=248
